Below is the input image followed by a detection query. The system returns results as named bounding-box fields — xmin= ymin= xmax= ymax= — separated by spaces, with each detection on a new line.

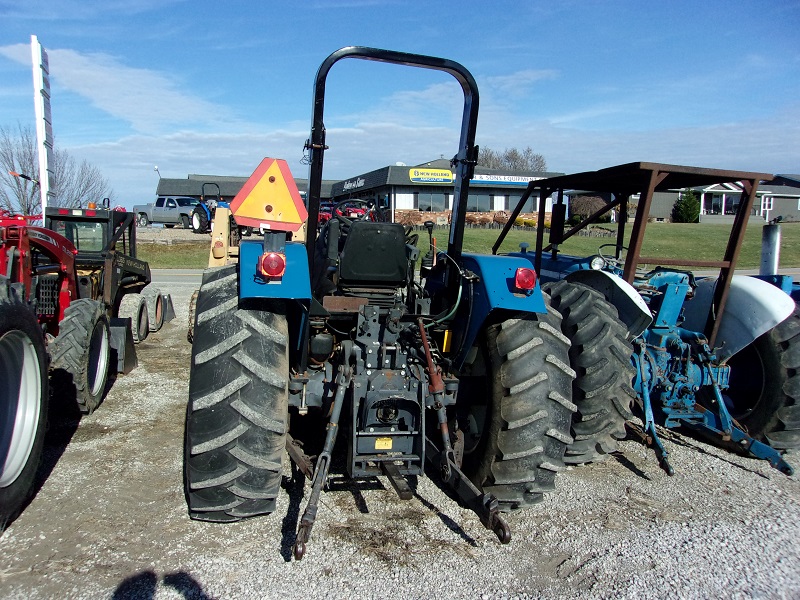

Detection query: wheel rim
xmin=87 ymin=320 xmax=110 ymax=397
xmin=0 ymin=330 xmax=42 ymax=487
xmin=192 ymin=213 xmax=201 ymax=230
xmin=154 ymin=294 xmax=163 ymax=326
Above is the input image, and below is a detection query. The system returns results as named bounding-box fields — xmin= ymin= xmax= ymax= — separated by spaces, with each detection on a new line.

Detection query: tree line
xmin=0 ymin=124 xmax=114 ymax=215
xmin=477 ymin=146 xmax=547 ymax=173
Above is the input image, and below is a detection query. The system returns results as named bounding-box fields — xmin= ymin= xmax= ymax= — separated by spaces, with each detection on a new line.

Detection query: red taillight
xmin=58 ymin=208 xmax=69 ymax=215
xmin=259 ymin=252 xmax=286 ymax=278
xmin=514 ymin=267 xmax=537 ymax=291
xmin=85 ymin=210 xmax=96 ymax=216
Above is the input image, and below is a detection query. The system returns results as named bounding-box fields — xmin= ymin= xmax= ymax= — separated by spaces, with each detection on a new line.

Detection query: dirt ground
xmin=1 ymin=278 xmax=799 ymax=599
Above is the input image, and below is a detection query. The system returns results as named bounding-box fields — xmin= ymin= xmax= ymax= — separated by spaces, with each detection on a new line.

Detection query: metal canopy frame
xmin=305 ymin=46 xmax=480 ymax=290
xmin=492 ymin=162 xmax=773 ymax=346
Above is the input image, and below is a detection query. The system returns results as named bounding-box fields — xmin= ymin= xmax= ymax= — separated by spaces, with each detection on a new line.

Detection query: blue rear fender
xmin=238 ymin=240 xmax=312 ymax=301
xmin=450 ymin=252 xmax=548 ymax=368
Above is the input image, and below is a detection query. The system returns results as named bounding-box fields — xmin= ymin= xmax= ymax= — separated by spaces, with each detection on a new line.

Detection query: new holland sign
xmin=409 ymin=168 xmax=453 ymax=184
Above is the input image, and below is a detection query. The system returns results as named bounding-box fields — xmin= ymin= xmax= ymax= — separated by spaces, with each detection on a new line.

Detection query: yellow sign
xmin=230 ymin=158 xmax=307 ymax=232
xmin=409 ymin=168 xmax=453 ymax=184
xmin=375 ymin=437 xmax=393 ymax=450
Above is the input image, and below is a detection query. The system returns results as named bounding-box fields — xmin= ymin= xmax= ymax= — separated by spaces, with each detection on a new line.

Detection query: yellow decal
xmin=409 ymin=168 xmax=453 ymax=184
xmin=375 ymin=437 xmax=393 ymax=450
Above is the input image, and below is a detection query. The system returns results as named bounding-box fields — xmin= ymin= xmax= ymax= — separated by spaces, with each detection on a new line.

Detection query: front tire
xmin=181 ymin=215 xmax=191 ymax=229
xmin=141 ymin=286 xmax=164 ymax=332
xmin=461 ymin=298 xmax=576 ymax=510
xmin=184 ymin=265 xmax=289 ymax=522
xmin=192 ymin=208 xmax=209 ymax=234
xmin=0 ymin=278 xmax=48 ymax=530
xmin=137 ymin=214 xmax=149 ymax=227
xmin=725 ymin=307 xmax=800 ymax=449
xmin=49 ymin=299 xmax=110 ymax=414
xmin=543 ymin=281 xmax=637 ymax=463
xmin=118 ymin=293 xmax=150 ymax=343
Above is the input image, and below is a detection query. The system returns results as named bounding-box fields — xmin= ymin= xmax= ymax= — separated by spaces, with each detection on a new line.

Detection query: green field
xmin=138 ymin=221 xmax=800 ymax=270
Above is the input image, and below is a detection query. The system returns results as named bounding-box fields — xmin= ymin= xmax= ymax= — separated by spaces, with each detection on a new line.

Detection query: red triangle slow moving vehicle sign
xmin=230 ymin=158 xmax=307 ymax=232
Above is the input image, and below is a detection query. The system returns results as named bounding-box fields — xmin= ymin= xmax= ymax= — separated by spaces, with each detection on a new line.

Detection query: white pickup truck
xmin=132 ymin=196 xmax=199 ymax=228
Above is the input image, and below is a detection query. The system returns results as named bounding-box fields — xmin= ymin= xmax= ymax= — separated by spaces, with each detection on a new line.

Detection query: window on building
xmin=761 ymin=196 xmax=773 ymax=213
xmin=711 ymin=194 xmax=722 ymax=215
xmin=417 ymin=192 xmax=447 ymax=211
xmin=466 ymin=193 xmax=491 ymax=212
xmin=508 ymin=193 xmax=537 ymax=213
xmin=726 ymin=194 xmax=741 ymax=215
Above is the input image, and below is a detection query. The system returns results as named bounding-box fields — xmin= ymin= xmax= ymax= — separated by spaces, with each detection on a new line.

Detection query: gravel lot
xmin=1 ymin=268 xmax=799 ymax=599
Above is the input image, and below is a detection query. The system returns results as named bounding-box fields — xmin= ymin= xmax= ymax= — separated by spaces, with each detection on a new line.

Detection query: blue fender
xmin=451 ymin=252 xmax=547 ymax=368
xmin=238 ymin=240 xmax=311 ymax=301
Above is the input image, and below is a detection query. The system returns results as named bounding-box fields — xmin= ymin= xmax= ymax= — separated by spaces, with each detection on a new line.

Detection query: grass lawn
xmin=137 ymin=243 xmax=210 ymax=269
xmin=137 ymin=221 xmax=800 ymax=270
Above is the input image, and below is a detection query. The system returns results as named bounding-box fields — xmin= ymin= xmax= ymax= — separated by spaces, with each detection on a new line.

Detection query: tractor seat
xmin=337 ymin=221 xmax=409 ymax=288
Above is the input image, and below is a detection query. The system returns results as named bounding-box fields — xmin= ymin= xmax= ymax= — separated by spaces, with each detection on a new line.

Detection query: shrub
xmin=672 ymin=189 xmax=700 ymax=223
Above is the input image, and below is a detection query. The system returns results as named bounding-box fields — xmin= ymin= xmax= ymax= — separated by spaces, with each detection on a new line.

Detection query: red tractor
xmin=0 ymin=204 xmax=172 ymax=530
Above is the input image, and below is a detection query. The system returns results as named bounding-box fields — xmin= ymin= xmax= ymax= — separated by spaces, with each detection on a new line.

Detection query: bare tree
xmin=52 ymin=149 xmax=114 ymax=210
xmin=478 ymin=146 xmax=547 ymax=172
xmin=0 ymin=124 xmax=39 ymax=215
xmin=569 ymin=195 xmax=607 ymax=220
xmin=0 ymin=123 xmax=114 ymax=215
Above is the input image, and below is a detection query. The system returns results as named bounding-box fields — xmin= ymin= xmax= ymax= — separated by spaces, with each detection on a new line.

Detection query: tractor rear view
xmin=0 ymin=203 xmax=173 ymax=529
xmin=184 ymin=47 xmax=576 ymax=558
xmin=493 ymin=162 xmax=797 ymax=475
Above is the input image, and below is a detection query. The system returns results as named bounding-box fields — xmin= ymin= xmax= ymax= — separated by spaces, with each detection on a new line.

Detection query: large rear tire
xmin=0 ymin=278 xmax=48 ymax=531
xmin=725 ymin=307 xmax=800 ymax=449
xmin=461 ymin=297 xmax=576 ymax=510
xmin=184 ymin=265 xmax=289 ymax=522
xmin=50 ymin=299 xmax=111 ymax=414
xmin=187 ymin=289 xmax=199 ymax=344
xmin=543 ymin=280 xmax=637 ymax=463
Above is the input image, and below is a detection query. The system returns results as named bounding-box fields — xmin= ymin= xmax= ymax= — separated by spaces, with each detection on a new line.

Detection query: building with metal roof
xmin=329 ymin=158 xmax=564 ymax=216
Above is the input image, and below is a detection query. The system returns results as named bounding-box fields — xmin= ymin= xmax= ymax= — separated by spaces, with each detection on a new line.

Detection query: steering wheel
xmin=332 ymin=199 xmax=374 ymax=223
xmin=598 ymin=244 xmax=627 ymax=270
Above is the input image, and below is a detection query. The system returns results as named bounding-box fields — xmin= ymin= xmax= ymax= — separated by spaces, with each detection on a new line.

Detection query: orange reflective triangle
xmin=230 ymin=158 xmax=307 ymax=232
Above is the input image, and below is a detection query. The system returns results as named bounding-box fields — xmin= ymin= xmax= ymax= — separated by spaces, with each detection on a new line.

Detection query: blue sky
xmin=1 ymin=0 xmax=798 ymax=208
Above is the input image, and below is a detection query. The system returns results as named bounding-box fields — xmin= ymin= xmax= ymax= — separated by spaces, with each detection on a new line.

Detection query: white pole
xmin=31 ymin=35 xmax=55 ymax=216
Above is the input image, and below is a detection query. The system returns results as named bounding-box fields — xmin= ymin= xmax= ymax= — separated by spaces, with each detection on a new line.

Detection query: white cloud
xmin=484 ymin=69 xmax=558 ymax=98
xmin=0 ymin=43 xmax=235 ymax=134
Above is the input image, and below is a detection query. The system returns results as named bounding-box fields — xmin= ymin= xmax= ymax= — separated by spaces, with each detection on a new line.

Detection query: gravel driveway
xmin=1 ymin=276 xmax=799 ymax=599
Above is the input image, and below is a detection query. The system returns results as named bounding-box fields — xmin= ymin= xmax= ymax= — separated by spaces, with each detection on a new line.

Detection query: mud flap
xmin=109 ymin=317 xmax=138 ymax=374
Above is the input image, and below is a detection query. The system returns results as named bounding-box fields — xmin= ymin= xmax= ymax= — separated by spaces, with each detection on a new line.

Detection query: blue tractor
xmin=493 ymin=162 xmax=797 ymax=475
xmin=183 ymin=47 xmax=577 ymax=558
xmin=191 ymin=182 xmax=225 ymax=234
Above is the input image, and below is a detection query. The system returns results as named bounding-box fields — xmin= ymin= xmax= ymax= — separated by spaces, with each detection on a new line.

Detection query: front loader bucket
xmin=109 ymin=317 xmax=138 ymax=374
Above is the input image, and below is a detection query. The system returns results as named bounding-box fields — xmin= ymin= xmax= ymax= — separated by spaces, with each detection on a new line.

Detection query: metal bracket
xmin=425 ymin=438 xmax=511 ymax=544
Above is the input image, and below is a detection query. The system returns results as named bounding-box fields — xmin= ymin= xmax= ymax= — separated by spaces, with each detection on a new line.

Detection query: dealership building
xmin=328 ymin=158 xmax=563 ymax=215
xmin=153 ymin=158 xmax=563 ymax=217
